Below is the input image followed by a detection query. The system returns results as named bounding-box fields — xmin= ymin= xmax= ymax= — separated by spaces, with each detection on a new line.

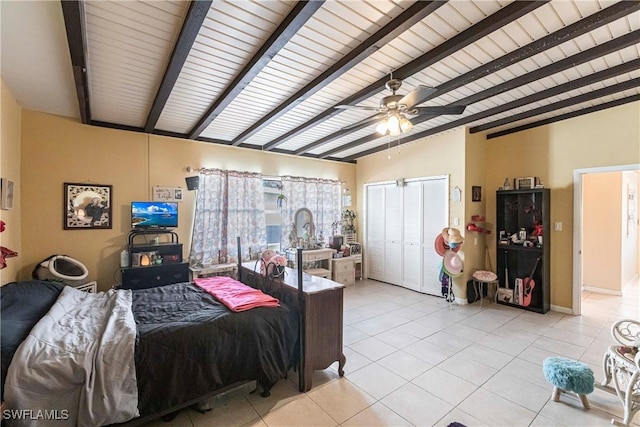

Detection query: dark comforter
xmin=132 ymin=281 xmax=299 ymax=418
xmin=1 ymin=280 xmax=299 ymax=422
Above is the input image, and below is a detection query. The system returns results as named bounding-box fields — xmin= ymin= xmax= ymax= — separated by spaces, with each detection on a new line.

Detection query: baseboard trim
xmin=455 ymin=296 xmax=468 ymax=305
xmin=551 ymin=304 xmax=573 ymax=314
xmin=582 ymin=286 xmax=623 ymax=296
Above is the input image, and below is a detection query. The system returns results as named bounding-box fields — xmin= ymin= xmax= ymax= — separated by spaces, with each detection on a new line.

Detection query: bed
xmin=1 ymin=276 xmax=299 ymax=426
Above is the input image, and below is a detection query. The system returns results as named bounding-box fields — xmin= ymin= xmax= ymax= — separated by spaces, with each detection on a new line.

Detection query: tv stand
xmin=120 ymin=229 xmax=189 ymax=289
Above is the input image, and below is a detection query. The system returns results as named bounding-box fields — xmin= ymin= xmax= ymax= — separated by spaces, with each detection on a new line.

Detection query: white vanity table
xmin=285 ymin=248 xmax=335 ymax=278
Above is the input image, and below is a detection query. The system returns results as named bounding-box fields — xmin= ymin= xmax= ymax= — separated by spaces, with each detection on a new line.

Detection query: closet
xmin=366 ymin=176 xmax=448 ymax=295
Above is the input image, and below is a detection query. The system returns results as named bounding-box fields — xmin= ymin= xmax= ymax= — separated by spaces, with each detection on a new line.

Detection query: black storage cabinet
xmin=496 ymin=188 xmax=550 ymax=314
xmin=120 ymin=229 xmax=190 ymax=290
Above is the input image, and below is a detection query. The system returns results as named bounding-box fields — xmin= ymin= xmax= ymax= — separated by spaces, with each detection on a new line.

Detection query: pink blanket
xmin=194 ymin=276 xmax=280 ymax=312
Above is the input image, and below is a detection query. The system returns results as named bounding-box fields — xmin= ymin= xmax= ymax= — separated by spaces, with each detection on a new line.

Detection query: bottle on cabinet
xmin=120 ymin=249 xmax=129 ymax=268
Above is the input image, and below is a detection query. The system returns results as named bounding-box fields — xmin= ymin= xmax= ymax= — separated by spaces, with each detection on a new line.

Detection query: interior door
xmin=402 ymin=182 xmax=422 ymax=291
xmin=384 ymin=185 xmax=402 ymax=285
xmin=421 ymin=178 xmax=448 ymax=296
xmin=366 ymin=185 xmax=385 ymax=281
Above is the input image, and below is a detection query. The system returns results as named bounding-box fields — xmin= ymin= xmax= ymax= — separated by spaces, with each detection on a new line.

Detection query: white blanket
xmin=4 ymin=287 xmax=139 ymax=426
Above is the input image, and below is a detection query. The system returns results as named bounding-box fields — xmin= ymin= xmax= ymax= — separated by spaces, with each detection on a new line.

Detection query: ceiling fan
xmin=336 ymin=74 xmax=466 ymax=136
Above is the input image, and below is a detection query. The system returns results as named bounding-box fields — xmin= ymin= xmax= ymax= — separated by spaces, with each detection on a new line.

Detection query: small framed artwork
xmin=153 ymin=186 xmax=173 ymax=202
xmin=472 ymin=186 xmax=482 ymax=202
xmin=1 ymin=178 xmax=14 ymax=210
xmin=64 ymin=183 xmax=112 ymax=229
xmin=153 ymin=186 xmax=184 ymax=202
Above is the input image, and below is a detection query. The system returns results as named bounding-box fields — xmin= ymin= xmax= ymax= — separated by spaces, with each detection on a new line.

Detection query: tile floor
xmin=145 ymin=280 xmax=640 ymax=427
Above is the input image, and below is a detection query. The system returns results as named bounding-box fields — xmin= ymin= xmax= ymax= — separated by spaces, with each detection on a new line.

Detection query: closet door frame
xmin=364 ymin=175 xmax=449 ymax=293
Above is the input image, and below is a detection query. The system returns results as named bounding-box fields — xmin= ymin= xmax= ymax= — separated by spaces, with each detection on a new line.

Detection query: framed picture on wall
xmin=1 ymin=178 xmax=14 ymax=210
xmin=472 ymin=186 xmax=482 ymax=202
xmin=64 ymin=183 xmax=112 ymax=229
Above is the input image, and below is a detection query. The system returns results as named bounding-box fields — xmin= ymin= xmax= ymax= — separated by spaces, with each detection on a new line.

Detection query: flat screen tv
xmin=131 ymin=201 xmax=178 ymax=229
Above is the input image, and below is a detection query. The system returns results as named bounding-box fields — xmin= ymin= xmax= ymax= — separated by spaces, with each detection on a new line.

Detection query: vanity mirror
xmin=290 ymin=207 xmax=316 ymax=248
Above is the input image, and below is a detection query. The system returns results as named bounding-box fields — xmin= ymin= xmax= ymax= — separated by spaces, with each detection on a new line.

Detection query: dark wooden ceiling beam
xmin=442 ymin=30 xmax=640 ymax=109
xmin=393 ymin=0 xmax=640 ymax=109
xmin=344 ymin=78 xmax=640 ymax=161
xmin=328 ymin=59 xmax=639 ymax=159
xmin=61 ymin=0 xmax=90 ymax=124
xmin=486 ymin=94 xmax=640 ymax=139
xmin=144 ymin=1 xmax=212 ymax=133
xmin=262 ymin=0 xmax=545 ymax=151
xmin=468 ymin=58 xmax=640 ymax=133
xmin=187 ymin=0 xmax=324 ymax=139
xmin=230 ymin=0 xmax=447 ymax=147
xmin=296 ymin=0 xmax=639 ymax=156
xmin=471 ymin=77 xmax=640 ymax=132
xmin=324 ymin=29 xmax=639 ymax=159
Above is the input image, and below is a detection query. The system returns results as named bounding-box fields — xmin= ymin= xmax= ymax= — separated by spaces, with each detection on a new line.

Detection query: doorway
xmin=573 ymin=164 xmax=640 ymax=315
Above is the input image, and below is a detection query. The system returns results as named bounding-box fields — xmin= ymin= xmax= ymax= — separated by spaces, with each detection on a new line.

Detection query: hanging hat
xmin=434 ymin=233 xmax=461 ymax=256
xmin=442 ymin=250 xmax=464 ymax=277
xmin=441 ymin=227 xmax=464 ymax=244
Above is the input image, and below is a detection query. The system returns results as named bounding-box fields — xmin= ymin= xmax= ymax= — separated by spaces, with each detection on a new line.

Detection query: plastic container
xmin=120 ymin=249 xmax=129 ymax=268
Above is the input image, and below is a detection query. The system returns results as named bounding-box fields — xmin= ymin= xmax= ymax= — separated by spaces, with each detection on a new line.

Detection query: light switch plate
xmin=554 ymin=222 xmax=562 ymax=231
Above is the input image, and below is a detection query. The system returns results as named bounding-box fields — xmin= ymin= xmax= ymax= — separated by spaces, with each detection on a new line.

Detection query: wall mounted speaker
xmin=185 ymin=176 xmax=199 ymax=191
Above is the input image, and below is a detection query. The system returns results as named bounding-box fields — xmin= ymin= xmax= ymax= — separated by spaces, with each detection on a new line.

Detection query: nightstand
xmin=331 ymin=256 xmax=355 ymax=286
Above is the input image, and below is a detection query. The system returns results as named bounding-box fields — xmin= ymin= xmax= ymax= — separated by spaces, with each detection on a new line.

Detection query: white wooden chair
xmin=601 ymin=319 xmax=640 ymax=426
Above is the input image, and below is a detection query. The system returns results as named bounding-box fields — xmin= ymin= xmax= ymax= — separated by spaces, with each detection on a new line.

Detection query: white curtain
xmin=189 ymin=168 xmax=266 ymax=267
xmin=280 ymin=176 xmax=341 ymax=248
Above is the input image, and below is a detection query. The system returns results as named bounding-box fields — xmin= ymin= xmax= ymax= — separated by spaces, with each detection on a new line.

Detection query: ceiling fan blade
xmin=411 ymin=105 xmax=466 ymax=115
xmin=342 ymin=113 xmax=387 ymax=130
xmin=335 ymin=105 xmax=379 ymax=111
xmin=398 ymin=85 xmax=437 ymax=109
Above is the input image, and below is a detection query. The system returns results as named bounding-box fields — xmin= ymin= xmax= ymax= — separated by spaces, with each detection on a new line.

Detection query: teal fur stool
xmin=543 ymin=357 xmax=594 ymax=409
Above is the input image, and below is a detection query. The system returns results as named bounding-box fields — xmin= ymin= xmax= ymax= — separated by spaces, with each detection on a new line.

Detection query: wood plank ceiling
xmin=62 ymin=0 xmax=640 ymax=163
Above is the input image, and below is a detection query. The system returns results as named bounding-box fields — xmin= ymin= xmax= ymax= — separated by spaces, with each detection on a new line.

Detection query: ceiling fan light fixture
xmin=399 ymin=116 xmax=413 ymax=133
xmin=387 ymin=114 xmax=400 ymax=135
xmin=375 ymin=119 xmax=388 ymax=135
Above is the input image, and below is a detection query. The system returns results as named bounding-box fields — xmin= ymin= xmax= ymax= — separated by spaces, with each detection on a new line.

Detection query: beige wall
xmin=20 ymin=111 xmax=356 ymax=290
xmin=583 ymin=172 xmax=622 ymax=293
xmin=0 ymin=79 xmax=22 ymax=285
xmin=464 ymin=129 xmax=490 ymax=278
xmin=484 ymin=101 xmax=640 ymax=309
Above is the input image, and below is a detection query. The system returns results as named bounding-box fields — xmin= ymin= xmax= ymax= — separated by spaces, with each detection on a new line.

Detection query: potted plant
xmin=341 ymin=209 xmax=356 ymax=235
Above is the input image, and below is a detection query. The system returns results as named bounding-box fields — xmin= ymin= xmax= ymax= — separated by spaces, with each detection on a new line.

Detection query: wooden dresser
xmin=240 ymin=261 xmax=345 ymax=392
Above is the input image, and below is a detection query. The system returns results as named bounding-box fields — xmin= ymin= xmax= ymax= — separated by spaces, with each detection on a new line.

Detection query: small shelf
xmin=498 ymin=245 xmax=543 ymax=253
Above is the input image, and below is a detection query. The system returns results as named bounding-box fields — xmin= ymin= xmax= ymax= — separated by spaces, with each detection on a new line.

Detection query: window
xmin=264 ymin=179 xmax=283 ymax=252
